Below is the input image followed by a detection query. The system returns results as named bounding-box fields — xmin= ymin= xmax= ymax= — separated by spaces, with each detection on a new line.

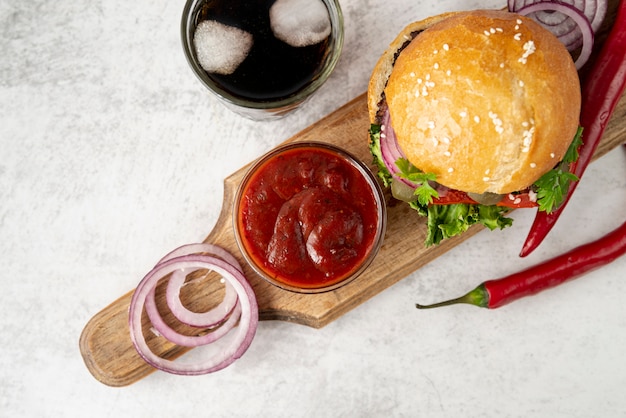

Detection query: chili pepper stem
xmin=415 ymin=284 xmax=489 ymax=309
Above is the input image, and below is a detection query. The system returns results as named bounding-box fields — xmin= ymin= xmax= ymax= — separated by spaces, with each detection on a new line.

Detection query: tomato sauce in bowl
xmin=233 ymin=142 xmax=386 ymax=293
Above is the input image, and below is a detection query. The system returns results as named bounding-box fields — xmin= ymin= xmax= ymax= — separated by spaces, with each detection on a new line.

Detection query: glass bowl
xmin=233 ymin=142 xmax=387 ymax=293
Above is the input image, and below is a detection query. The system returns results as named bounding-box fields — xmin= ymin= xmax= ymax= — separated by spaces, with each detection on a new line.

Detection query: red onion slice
xmin=380 ymin=108 xmax=418 ymax=190
xmin=144 ymin=294 xmax=241 ymax=347
xmin=129 ymin=255 xmax=259 ymax=375
xmin=510 ymin=0 xmax=606 ymax=33
xmin=158 ymin=243 xmax=244 ymax=272
xmin=516 ymin=2 xmax=595 ymax=69
xmin=155 ymin=243 xmax=241 ymax=328
xmin=163 ymin=270 xmax=238 ymax=328
xmin=509 ymin=0 xmax=604 ymax=69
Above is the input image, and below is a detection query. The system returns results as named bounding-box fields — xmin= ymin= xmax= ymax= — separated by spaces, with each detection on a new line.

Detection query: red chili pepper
xmin=519 ymin=0 xmax=626 ymax=257
xmin=416 ymin=219 xmax=626 ymax=309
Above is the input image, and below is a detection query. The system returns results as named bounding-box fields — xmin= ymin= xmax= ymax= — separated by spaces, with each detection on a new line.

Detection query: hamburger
xmin=367 ymin=10 xmax=582 ymax=245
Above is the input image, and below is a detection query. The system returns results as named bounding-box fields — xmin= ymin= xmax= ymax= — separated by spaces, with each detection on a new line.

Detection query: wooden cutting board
xmin=80 ymin=6 xmax=626 ymax=387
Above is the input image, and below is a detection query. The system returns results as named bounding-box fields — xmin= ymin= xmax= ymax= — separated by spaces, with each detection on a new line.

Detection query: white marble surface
xmin=2 ymin=0 xmax=625 ymax=416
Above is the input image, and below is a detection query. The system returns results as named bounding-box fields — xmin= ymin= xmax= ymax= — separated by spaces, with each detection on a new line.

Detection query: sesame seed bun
xmin=368 ymin=10 xmax=581 ymax=195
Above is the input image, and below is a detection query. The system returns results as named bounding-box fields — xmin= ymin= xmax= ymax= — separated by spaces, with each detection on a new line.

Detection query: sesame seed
xmin=433 ymin=49 xmax=438 ymax=54
xmin=448 ymin=167 xmax=454 ymax=173
xmin=425 ymin=74 xmax=431 ymax=80
xmin=483 ymin=176 xmax=490 ymax=182
xmin=432 ymin=138 xmax=439 ymax=146
xmin=500 ymin=63 xmax=505 ymax=68
xmin=484 ymin=30 xmax=491 ymax=36
xmin=519 ymin=40 xmax=536 ymax=64
xmin=516 ymin=19 xmax=523 ymax=24
xmin=444 ymin=151 xmax=451 ymax=157
xmin=490 ymin=28 xmax=496 ymax=34
xmin=513 ymin=197 xmax=522 ymax=204
xmin=381 ymin=133 xmax=386 ymax=138
xmin=519 ymin=80 xmax=524 ymax=87
xmin=522 ymin=121 xmax=529 ymax=127
xmin=442 ymin=136 xmax=450 ymax=144
xmin=515 ymin=25 xmax=520 ymax=30
xmin=496 ymin=27 xmax=503 ymax=32
xmin=460 ymin=111 xmax=467 ymax=118
xmin=522 ymin=126 xmax=535 ymax=153
xmin=381 ymin=125 xmax=385 ymax=131
xmin=530 ymin=162 xmax=537 ymax=168
xmin=508 ymin=194 xmax=515 ymax=201
xmin=443 ymin=43 xmax=449 ymax=51
xmin=434 ymin=63 xmax=439 ymax=70
xmin=446 ymin=70 xmax=451 ymax=76
xmin=427 ymin=121 xmax=436 ymax=129
xmin=474 ymin=115 xmax=480 ymax=123
xmin=529 ymin=190 xmax=537 ymax=202
xmin=550 ymin=153 xmax=555 ymax=158
xmin=514 ymin=33 xmax=522 ymax=41
xmin=410 ymin=72 xmax=415 ymax=77
xmin=488 ymin=111 xmax=504 ymax=134
xmin=417 ymin=78 xmax=423 ymax=84
xmin=485 ymin=169 xmax=490 ymax=175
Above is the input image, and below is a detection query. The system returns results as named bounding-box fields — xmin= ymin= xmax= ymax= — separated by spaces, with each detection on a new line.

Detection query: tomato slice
xmin=432 ymin=188 xmax=538 ymax=208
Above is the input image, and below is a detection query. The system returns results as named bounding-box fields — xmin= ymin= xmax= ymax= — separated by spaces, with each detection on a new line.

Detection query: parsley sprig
xmin=395 ymin=158 xmax=439 ymax=206
xmin=533 ymin=127 xmax=583 ymax=213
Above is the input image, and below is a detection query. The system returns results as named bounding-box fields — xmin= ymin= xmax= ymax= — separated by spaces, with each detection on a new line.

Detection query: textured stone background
xmin=1 ymin=0 xmax=625 ymax=416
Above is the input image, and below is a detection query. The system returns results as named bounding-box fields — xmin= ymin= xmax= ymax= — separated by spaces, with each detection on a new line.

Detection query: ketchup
xmin=235 ymin=143 xmax=384 ymax=292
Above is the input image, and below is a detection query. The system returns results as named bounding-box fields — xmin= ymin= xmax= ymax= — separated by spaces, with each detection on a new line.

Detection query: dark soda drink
xmin=192 ymin=0 xmax=334 ymax=102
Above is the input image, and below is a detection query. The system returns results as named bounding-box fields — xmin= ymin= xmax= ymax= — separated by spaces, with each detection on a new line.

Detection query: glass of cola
xmin=181 ymin=0 xmax=344 ymax=120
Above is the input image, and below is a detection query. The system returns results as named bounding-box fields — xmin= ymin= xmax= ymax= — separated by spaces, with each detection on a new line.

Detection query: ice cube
xmin=193 ymin=20 xmax=253 ymax=75
xmin=269 ymin=0 xmax=331 ymax=48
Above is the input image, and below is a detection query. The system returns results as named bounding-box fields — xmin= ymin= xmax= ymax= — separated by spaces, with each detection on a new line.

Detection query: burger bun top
xmin=368 ymin=10 xmax=581 ymax=195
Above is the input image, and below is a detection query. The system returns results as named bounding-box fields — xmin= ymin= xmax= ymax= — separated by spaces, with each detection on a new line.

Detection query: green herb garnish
xmin=395 ymin=158 xmax=439 ymax=206
xmin=534 ymin=127 xmax=583 ymax=213
xmin=368 ymin=124 xmax=393 ymax=187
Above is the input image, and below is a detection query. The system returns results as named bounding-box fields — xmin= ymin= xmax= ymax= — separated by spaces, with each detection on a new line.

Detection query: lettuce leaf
xmin=421 ymin=203 xmax=512 ymax=246
xmin=533 ymin=127 xmax=583 ymax=213
xmin=368 ymin=124 xmax=393 ymax=187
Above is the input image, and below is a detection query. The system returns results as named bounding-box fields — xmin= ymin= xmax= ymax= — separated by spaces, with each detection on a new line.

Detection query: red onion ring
xmin=509 ymin=0 xmax=604 ymax=69
xmin=516 ymin=2 xmax=595 ymax=69
xmin=129 ymin=254 xmax=258 ymax=375
xmin=144 ymin=295 xmax=241 ymax=347
xmin=158 ymin=243 xmax=244 ymax=272
xmin=510 ymin=0 xmax=606 ymax=33
xmin=156 ymin=243 xmax=241 ymax=328
xmin=162 ymin=270 xmax=238 ymax=328
xmin=380 ymin=109 xmax=418 ymax=189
